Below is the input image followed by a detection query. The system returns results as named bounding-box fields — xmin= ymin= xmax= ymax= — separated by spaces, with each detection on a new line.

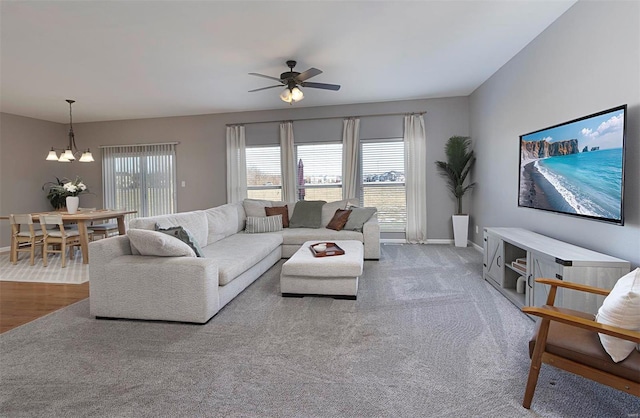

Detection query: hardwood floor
xmin=0 ymin=281 xmax=89 ymax=333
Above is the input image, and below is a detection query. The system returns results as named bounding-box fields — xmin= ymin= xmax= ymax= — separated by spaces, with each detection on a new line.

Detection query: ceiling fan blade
xmin=295 ymin=67 xmax=322 ymax=82
xmin=300 ymin=81 xmax=341 ymax=91
xmin=248 ymin=72 xmax=283 ymax=83
xmin=248 ymin=85 xmax=283 ymax=92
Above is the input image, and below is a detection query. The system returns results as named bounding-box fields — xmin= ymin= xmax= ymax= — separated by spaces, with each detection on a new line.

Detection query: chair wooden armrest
xmin=535 ymin=278 xmax=610 ymax=296
xmin=522 ymin=277 xmax=640 ymax=409
xmin=523 ymin=305 xmax=640 ymax=343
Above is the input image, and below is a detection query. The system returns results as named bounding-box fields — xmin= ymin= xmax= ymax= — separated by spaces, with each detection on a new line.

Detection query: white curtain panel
xmin=342 ymin=118 xmax=360 ymax=200
xmin=226 ymin=125 xmax=247 ymax=203
xmin=404 ymin=114 xmax=427 ymax=244
xmin=280 ymin=121 xmax=297 ymax=202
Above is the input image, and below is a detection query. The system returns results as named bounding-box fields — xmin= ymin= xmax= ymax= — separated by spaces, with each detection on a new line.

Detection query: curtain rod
xmin=226 ymin=111 xmax=426 ymax=127
xmin=99 ymin=141 xmax=180 ymax=149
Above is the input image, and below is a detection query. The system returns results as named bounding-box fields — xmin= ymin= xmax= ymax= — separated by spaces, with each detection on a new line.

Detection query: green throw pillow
xmin=289 ymin=200 xmax=327 ymax=228
xmin=155 ymin=224 xmax=204 ymax=257
xmin=343 ymin=207 xmax=377 ymax=232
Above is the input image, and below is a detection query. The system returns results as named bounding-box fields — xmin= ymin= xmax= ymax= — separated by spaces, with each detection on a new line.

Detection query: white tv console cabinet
xmin=483 ymin=227 xmax=630 ymax=315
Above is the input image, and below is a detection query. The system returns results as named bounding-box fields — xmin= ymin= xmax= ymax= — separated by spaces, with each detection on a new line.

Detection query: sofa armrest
xmin=363 ymin=213 xmax=380 ymax=260
xmin=89 ymin=236 xmax=221 ymax=323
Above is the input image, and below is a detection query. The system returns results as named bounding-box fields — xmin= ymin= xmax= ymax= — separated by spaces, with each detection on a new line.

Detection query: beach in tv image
xmin=518 ymin=105 xmax=625 ymax=223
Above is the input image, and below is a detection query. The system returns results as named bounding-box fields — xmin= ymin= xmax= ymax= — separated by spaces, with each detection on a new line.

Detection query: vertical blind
xmin=102 ymin=143 xmax=177 ymax=221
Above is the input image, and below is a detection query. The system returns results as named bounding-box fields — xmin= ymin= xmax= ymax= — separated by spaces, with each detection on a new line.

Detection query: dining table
xmin=2 ymin=209 xmax=136 ymax=264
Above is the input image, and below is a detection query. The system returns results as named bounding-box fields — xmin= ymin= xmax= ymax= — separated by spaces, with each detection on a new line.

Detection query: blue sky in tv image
xmin=519 ymin=107 xmax=625 ymax=222
xmin=522 ymin=108 xmax=625 ymax=151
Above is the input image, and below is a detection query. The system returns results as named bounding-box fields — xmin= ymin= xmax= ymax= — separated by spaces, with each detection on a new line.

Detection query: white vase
xmin=452 ymin=214 xmax=469 ymax=247
xmin=66 ymin=196 xmax=79 ymax=214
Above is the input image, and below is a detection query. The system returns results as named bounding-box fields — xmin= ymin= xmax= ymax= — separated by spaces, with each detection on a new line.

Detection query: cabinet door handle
xmin=497 ymin=256 xmax=502 ymax=267
xmin=527 ymin=274 xmax=533 ymax=288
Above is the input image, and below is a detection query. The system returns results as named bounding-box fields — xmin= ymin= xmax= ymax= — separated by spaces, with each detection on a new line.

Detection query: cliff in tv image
xmin=521 ymin=138 xmax=579 ymax=159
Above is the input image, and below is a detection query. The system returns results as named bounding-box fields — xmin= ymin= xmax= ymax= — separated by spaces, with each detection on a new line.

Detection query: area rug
xmin=0 ymin=252 xmax=88 ymax=284
xmin=0 ymin=244 xmax=637 ymax=417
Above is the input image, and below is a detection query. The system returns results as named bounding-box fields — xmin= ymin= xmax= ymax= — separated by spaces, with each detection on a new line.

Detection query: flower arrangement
xmin=42 ymin=176 xmax=89 ymax=209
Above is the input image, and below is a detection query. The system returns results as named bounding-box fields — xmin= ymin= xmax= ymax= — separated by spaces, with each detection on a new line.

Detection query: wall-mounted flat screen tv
xmin=518 ymin=104 xmax=626 ymax=225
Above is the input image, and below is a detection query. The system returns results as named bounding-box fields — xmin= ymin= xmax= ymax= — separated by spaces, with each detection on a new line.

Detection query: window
xmin=246 ymin=146 xmax=282 ymax=200
xmin=361 ymin=140 xmax=406 ymax=232
xmin=102 ymin=143 xmax=177 ymax=222
xmin=296 ymin=143 xmax=342 ymax=201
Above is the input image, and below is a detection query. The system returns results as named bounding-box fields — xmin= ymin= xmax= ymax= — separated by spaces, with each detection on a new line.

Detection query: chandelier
xmin=46 ymin=99 xmax=94 ymax=162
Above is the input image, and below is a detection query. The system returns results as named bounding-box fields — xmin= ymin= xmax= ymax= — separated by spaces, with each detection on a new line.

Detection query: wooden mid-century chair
xmin=9 ymin=214 xmax=45 ymax=265
xmin=523 ymin=278 xmax=640 ymax=409
xmin=39 ymin=214 xmax=82 ymax=268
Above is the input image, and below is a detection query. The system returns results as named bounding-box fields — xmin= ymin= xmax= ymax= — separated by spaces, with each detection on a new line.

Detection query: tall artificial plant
xmin=435 ymin=136 xmax=476 ymax=215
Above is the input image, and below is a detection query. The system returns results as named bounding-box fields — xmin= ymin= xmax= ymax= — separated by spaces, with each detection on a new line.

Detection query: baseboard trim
xmin=0 ymin=246 xmax=9 ymax=253
xmin=471 ymin=241 xmax=483 ymax=252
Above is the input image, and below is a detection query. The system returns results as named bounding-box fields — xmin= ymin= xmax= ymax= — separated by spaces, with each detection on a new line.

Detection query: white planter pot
xmin=452 ymin=214 xmax=469 ymax=247
xmin=66 ymin=196 xmax=79 ymax=214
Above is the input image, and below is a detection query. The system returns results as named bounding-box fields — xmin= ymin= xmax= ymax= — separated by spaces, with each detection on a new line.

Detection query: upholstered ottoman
xmin=280 ymin=240 xmax=364 ymax=300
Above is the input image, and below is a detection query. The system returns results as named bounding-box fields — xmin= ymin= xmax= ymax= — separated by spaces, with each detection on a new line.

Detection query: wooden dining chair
xmin=9 ymin=214 xmax=45 ymax=265
xmin=39 ymin=214 xmax=82 ymax=268
xmin=88 ymin=222 xmax=119 ymax=240
xmin=522 ymin=278 xmax=640 ymax=409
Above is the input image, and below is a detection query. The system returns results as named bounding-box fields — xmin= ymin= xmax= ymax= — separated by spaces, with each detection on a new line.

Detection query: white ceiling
xmin=0 ymin=1 xmax=576 ymax=124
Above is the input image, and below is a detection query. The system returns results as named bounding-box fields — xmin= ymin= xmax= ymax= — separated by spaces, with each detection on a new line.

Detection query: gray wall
xmin=0 ymin=113 xmax=71 ymax=249
xmin=470 ymin=1 xmax=640 ymax=267
xmin=0 ymin=97 xmax=469 ymax=248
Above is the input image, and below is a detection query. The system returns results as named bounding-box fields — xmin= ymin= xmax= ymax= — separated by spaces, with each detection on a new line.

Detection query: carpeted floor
xmin=0 ymin=244 xmax=637 ymax=417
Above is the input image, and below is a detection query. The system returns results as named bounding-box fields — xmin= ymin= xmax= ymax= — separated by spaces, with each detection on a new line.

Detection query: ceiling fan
xmin=248 ymin=60 xmax=341 ymax=103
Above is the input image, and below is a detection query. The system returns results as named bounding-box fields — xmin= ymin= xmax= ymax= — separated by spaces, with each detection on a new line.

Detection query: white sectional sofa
xmin=89 ymin=199 xmax=380 ymax=323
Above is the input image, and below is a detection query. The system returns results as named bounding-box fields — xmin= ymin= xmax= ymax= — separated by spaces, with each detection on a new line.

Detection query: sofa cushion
xmin=129 ymin=211 xmax=208 ymax=248
xmin=205 ymin=203 xmax=244 ymax=245
xmin=290 ymin=200 xmax=326 ymax=228
xmin=321 ymin=198 xmax=359 ymax=226
xmin=128 ymin=229 xmax=196 ymax=257
xmin=344 ymin=207 xmax=377 ymax=232
xmin=326 ymin=209 xmax=352 ymax=231
xmin=265 ymin=205 xmax=290 ymax=228
xmin=155 ymin=225 xmax=204 ymax=257
xmin=201 ymin=232 xmax=283 ymax=285
xmin=245 ymin=215 xmax=283 ymax=233
xmin=282 ymin=228 xmax=363 ymax=246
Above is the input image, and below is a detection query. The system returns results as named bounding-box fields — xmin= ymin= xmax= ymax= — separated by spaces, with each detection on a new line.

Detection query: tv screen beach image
xmin=518 ymin=106 xmax=625 ymax=223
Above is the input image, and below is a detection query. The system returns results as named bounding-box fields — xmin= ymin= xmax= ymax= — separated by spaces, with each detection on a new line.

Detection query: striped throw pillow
xmin=245 ymin=214 xmax=283 ymax=233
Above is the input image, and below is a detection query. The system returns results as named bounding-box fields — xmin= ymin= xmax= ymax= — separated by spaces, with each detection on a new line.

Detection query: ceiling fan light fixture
xmin=280 ymin=88 xmax=293 ymax=103
xmin=291 ymin=87 xmax=304 ymax=102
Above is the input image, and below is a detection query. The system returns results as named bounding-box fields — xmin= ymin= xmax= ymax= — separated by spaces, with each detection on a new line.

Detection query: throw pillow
xmin=289 ymin=200 xmax=326 ymax=228
xmin=343 ymin=207 xmax=377 ymax=232
xmin=595 ymin=268 xmax=640 ymax=362
xmin=127 ymin=229 xmax=196 ymax=257
xmin=155 ymin=224 xmax=204 ymax=257
xmin=245 ymin=215 xmax=283 ymax=233
xmin=265 ymin=205 xmax=289 ymax=228
xmin=243 ymin=199 xmax=273 ymax=217
xmin=321 ymin=198 xmax=358 ymax=226
xmin=326 ymin=209 xmax=352 ymax=231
